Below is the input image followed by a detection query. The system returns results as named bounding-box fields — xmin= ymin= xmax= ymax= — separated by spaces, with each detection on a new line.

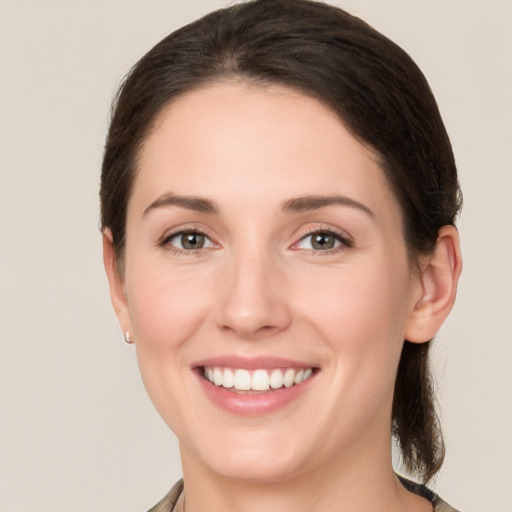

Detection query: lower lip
xmin=195 ymin=371 xmax=316 ymax=416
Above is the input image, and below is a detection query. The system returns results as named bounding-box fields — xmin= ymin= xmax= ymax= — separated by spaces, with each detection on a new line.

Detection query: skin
xmin=104 ymin=83 xmax=461 ymax=512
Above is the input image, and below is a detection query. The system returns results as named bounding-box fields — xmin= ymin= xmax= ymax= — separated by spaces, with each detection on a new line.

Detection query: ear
xmin=102 ymin=229 xmax=132 ymax=336
xmin=405 ymin=225 xmax=462 ymax=343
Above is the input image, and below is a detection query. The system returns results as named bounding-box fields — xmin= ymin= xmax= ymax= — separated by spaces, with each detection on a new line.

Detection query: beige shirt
xmin=147 ymin=478 xmax=461 ymax=512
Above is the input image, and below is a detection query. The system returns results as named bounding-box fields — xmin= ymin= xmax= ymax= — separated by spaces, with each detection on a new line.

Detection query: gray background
xmin=1 ymin=1 xmax=511 ymax=511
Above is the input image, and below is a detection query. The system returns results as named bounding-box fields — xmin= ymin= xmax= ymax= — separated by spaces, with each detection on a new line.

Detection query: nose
xmin=214 ymin=250 xmax=292 ymax=340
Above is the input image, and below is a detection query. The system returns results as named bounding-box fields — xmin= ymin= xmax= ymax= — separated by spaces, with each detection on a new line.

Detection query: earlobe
xmin=405 ymin=225 xmax=462 ymax=343
xmin=102 ymin=229 xmax=132 ymax=336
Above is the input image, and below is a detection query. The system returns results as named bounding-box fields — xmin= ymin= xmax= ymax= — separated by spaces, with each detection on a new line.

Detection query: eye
xmin=293 ymin=229 xmax=352 ymax=252
xmin=163 ymin=230 xmax=215 ymax=251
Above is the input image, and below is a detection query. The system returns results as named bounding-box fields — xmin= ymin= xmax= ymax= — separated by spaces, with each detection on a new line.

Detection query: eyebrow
xmin=142 ymin=193 xmax=374 ymax=218
xmin=281 ymin=195 xmax=374 ymax=217
xmin=143 ymin=193 xmax=218 ymax=216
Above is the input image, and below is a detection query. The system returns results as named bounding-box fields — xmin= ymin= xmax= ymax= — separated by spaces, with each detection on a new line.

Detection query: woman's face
xmin=116 ymin=83 xmax=424 ymax=482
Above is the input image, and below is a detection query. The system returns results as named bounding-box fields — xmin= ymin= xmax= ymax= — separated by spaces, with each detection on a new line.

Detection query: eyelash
xmin=159 ymin=227 xmax=354 ymax=255
xmin=158 ymin=230 xmax=212 ymax=256
xmin=292 ymin=227 xmax=354 ymax=255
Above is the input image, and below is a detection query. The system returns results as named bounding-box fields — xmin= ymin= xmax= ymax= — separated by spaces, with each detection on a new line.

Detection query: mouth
xmin=201 ymin=366 xmax=315 ymax=393
xmin=192 ymin=357 xmax=319 ymax=415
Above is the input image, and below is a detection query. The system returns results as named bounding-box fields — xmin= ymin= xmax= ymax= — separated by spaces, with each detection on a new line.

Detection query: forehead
xmin=132 ymin=82 xmax=400 ymax=223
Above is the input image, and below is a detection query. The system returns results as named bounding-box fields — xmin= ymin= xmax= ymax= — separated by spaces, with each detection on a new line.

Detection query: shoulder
xmin=148 ymin=476 xmax=462 ymax=512
xmin=397 ymin=475 xmax=461 ymax=512
xmin=147 ymin=479 xmax=184 ymax=512
xmin=432 ymin=495 xmax=461 ymax=512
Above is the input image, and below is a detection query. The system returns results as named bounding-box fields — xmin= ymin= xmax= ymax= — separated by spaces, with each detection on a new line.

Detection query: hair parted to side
xmin=100 ymin=0 xmax=461 ymax=482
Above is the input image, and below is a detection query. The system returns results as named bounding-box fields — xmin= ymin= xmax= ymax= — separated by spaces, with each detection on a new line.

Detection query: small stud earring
xmin=124 ymin=331 xmax=133 ymax=344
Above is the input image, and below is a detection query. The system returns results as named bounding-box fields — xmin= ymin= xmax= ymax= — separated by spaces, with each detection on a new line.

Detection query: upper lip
xmin=192 ymin=355 xmax=318 ymax=370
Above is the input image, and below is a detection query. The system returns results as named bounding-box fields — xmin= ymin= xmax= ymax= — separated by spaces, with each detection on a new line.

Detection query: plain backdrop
xmin=1 ymin=1 xmax=511 ymax=511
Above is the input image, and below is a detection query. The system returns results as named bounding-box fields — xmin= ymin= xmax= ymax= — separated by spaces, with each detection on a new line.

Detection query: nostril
xmin=220 ymin=323 xmax=278 ymax=336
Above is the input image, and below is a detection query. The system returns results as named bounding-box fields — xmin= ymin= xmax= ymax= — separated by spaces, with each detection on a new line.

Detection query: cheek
xmin=125 ymin=261 xmax=218 ymax=431
xmin=290 ymin=265 xmax=412 ymax=445
xmin=126 ymin=261 xmax=214 ymax=352
xmin=299 ymin=260 xmax=411 ymax=342
xmin=295 ymin=260 xmax=413 ymax=392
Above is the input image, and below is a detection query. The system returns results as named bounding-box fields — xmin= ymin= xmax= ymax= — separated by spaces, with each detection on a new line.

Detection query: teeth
xmin=234 ymin=369 xmax=252 ymax=390
xmin=252 ymin=369 xmax=270 ymax=391
xmin=270 ymin=369 xmax=283 ymax=389
xmin=223 ymin=369 xmax=234 ymax=388
xmin=283 ymin=369 xmax=295 ymax=388
xmin=213 ymin=368 xmax=223 ymax=386
xmin=203 ymin=367 xmax=315 ymax=391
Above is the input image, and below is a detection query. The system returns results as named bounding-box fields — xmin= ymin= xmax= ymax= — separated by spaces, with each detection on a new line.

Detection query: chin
xmin=208 ymin=453 xmax=304 ymax=484
xmin=181 ymin=428 xmax=313 ymax=484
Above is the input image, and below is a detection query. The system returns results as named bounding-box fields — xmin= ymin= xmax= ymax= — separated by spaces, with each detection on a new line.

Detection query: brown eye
xmin=165 ymin=230 xmax=213 ymax=251
xmin=181 ymin=232 xmax=206 ymax=250
xmin=311 ymin=232 xmax=337 ymax=250
xmin=293 ymin=229 xmax=351 ymax=252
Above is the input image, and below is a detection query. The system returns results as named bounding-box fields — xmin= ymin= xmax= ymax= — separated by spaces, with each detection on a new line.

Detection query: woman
xmin=101 ymin=0 xmax=462 ymax=510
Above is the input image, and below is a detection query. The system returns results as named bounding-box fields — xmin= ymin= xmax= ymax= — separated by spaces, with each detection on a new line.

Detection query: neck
xmin=178 ymin=438 xmax=431 ymax=512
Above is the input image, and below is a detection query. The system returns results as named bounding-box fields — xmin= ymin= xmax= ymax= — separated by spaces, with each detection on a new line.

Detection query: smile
xmin=203 ymin=367 xmax=314 ymax=392
xmin=194 ymin=357 xmax=319 ymax=415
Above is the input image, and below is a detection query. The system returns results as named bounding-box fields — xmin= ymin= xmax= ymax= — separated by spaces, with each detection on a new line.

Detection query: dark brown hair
xmin=100 ymin=0 xmax=461 ymax=482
